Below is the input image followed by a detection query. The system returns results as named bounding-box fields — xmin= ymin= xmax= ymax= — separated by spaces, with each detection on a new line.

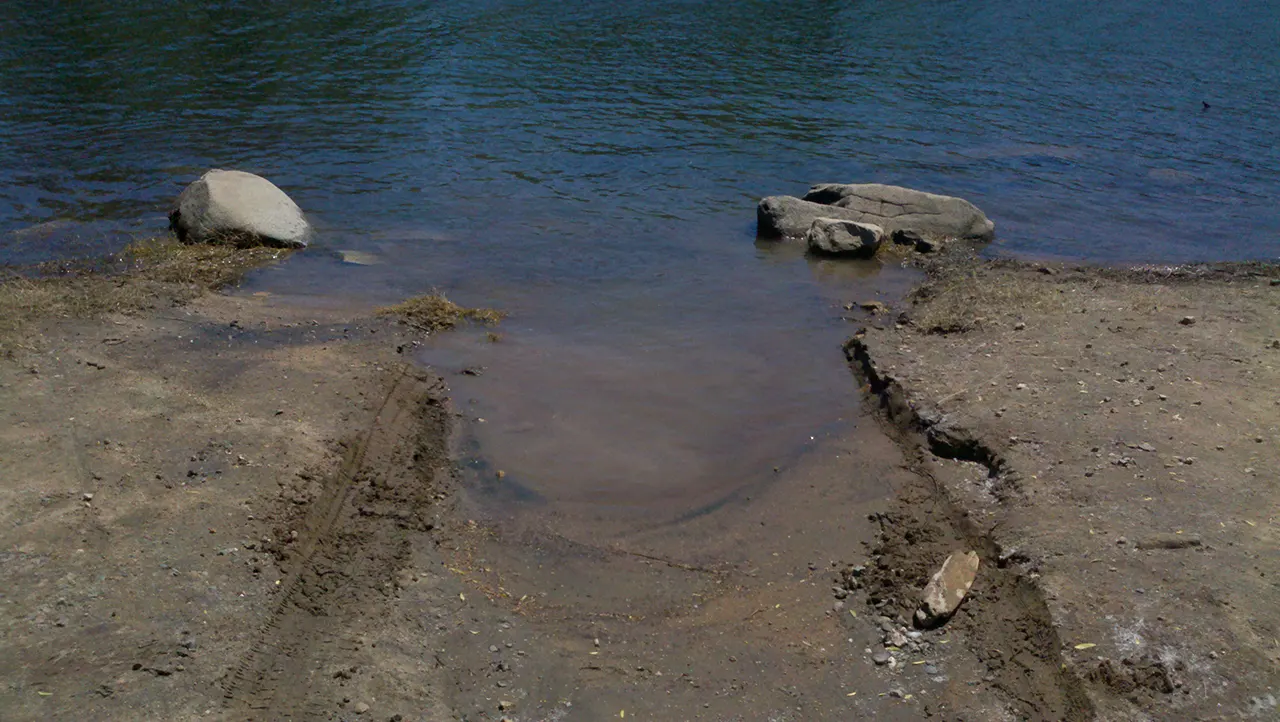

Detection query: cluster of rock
xmin=836 ymin=550 xmax=980 ymax=678
xmin=757 ymin=183 xmax=995 ymax=258
xmin=170 ymin=169 xmax=311 ymax=249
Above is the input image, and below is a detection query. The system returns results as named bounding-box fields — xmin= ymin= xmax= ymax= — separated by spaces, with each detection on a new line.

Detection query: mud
xmin=845 ymin=253 xmax=1280 ymax=720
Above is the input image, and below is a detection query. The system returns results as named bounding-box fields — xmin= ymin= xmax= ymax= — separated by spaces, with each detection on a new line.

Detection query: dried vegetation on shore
xmin=0 ymin=238 xmax=288 ymax=354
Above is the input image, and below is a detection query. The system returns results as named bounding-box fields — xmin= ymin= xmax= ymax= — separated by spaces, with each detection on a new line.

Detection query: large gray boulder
xmin=805 ymin=218 xmax=883 ymax=257
xmin=757 ymin=196 xmax=875 ymax=239
xmin=169 ymin=170 xmax=310 ymax=248
xmin=802 ymin=183 xmax=994 ymax=241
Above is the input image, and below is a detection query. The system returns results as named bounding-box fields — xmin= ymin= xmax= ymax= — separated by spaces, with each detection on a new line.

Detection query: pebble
xmin=352 ymin=702 xmax=370 ymax=714
xmin=872 ymin=651 xmax=892 ymax=666
xmin=924 ymin=664 xmax=939 ymax=675
xmin=885 ymin=630 xmax=909 ymax=648
xmin=1179 ymin=316 xmax=1196 ymax=326
xmin=888 ymin=688 xmax=905 ymax=699
xmin=489 ymin=645 xmax=499 ymax=653
xmin=83 ymin=492 xmax=95 ymax=502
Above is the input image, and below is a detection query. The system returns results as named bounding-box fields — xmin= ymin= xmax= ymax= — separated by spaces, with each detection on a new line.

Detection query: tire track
xmin=223 ymin=365 xmax=444 ymax=719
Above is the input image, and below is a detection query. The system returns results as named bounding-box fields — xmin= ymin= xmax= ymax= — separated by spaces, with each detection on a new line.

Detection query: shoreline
xmin=843 ymin=251 xmax=1280 ymax=719
xmin=2 ymin=242 xmax=1277 ymax=719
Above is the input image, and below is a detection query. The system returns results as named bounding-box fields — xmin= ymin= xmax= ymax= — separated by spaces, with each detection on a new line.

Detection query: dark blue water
xmin=2 ymin=0 xmax=1278 ymax=514
xmin=3 ymin=0 xmax=1278 ymax=268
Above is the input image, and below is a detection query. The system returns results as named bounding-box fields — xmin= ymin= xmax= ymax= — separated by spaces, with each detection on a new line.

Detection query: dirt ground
xmin=0 ymin=275 xmax=470 ymax=720
xmin=0 ymin=282 xmax=1006 ymax=720
xmin=5 ymin=247 xmax=1278 ymax=721
xmin=846 ymin=254 xmax=1280 ymax=720
xmin=0 ymin=257 xmax=995 ymax=722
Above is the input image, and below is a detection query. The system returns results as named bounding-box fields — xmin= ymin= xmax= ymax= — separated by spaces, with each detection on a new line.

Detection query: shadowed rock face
xmin=170 ymin=170 xmax=311 ymax=248
xmin=803 ymin=183 xmax=995 ymax=241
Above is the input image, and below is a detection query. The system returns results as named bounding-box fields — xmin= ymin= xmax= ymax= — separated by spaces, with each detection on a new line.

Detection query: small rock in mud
xmin=1179 ymin=316 xmax=1197 ymax=325
xmin=916 ymin=550 xmax=979 ymax=628
xmin=872 ymin=651 xmax=892 ymax=666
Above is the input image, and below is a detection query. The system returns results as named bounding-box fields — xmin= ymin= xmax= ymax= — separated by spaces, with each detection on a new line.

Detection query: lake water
xmin=3 ymin=0 xmax=1279 ymax=523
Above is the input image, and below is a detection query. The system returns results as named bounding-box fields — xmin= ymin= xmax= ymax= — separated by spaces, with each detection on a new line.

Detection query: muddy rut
xmin=224 ymin=365 xmax=451 ymax=719
xmin=846 ymin=334 xmax=1095 ymax=721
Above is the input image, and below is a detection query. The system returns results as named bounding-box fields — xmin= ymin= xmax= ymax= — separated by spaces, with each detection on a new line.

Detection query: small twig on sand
xmin=610 ymin=547 xmax=724 ymax=575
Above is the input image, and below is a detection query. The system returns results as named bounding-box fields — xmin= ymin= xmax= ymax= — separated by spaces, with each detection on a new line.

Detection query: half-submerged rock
xmin=803 ymin=183 xmax=994 ymax=242
xmin=805 ymin=218 xmax=883 ymax=258
xmin=916 ymin=550 xmax=980 ymax=628
xmin=757 ymin=196 xmax=872 ymax=240
xmin=170 ymin=169 xmax=310 ymax=248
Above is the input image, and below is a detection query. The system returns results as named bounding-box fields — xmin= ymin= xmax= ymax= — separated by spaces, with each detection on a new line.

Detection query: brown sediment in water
xmin=844 ymin=251 xmax=1280 ymax=719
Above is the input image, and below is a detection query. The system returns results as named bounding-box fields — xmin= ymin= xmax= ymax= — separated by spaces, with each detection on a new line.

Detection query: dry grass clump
xmin=0 ymin=237 xmax=289 ymax=355
xmin=910 ymin=267 xmax=1075 ymax=334
xmin=121 ymin=237 xmax=286 ymax=287
xmin=377 ymin=293 xmax=505 ymax=333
